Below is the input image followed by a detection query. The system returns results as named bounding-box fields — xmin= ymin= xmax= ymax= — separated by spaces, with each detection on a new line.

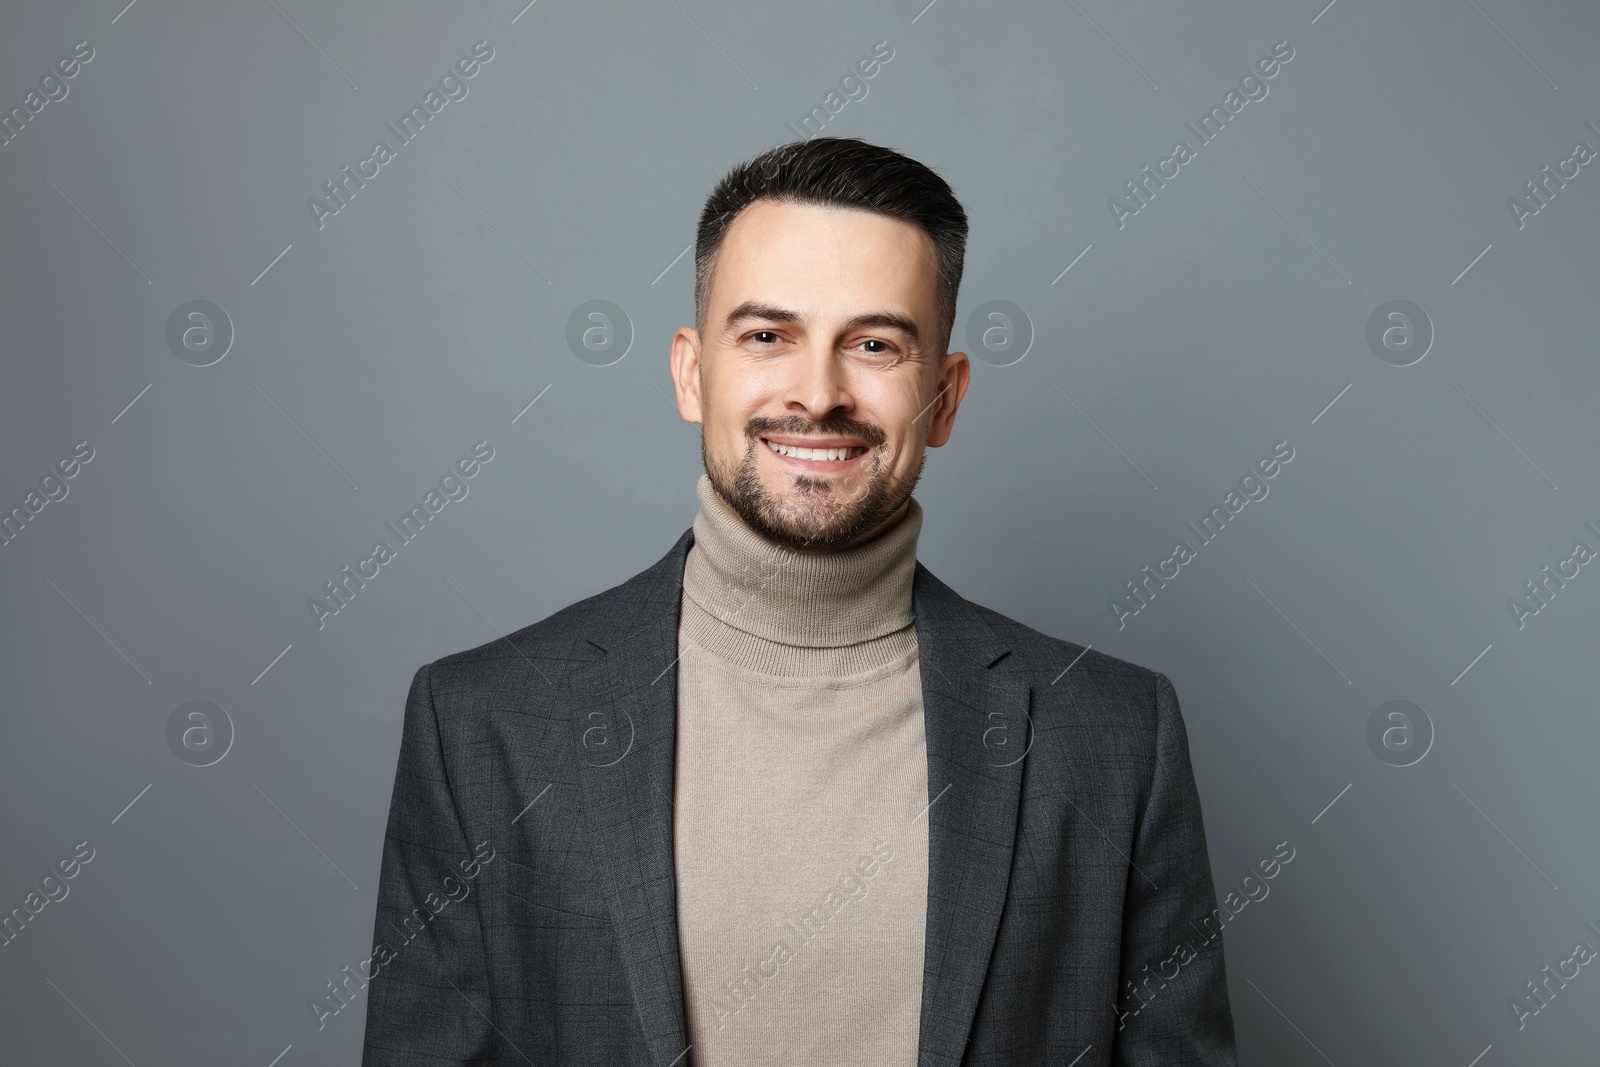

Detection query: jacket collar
xmin=563 ymin=526 xmax=1032 ymax=1067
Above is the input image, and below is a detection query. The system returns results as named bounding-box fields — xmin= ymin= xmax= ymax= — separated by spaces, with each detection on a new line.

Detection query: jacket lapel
xmin=911 ymin=561 xmax=1033 ymax=1067
xmin=566 ymin=529 xmax=695 ymax=1067
xmin=566 ymin=530 xmax=1032 ymax=1067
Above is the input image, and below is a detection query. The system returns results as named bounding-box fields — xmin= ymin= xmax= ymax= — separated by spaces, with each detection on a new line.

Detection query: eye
xmin=857 ymin=338 xmax=895 ymax=356
xmin=749 ymin=330 xmax=781 ymax=345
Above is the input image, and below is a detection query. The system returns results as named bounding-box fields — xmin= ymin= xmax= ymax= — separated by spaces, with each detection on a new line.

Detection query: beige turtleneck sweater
xmin=673 ymin=473 xmax=929 ymax=1067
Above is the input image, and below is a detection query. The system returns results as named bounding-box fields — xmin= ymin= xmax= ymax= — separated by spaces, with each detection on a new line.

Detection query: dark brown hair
xmin=695 ymin=137 xmax=968 ymax=356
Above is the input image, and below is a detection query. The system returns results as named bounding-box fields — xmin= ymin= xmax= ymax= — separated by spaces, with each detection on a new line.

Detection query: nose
xmin=783 ymin=342 xmax=853 ymax=421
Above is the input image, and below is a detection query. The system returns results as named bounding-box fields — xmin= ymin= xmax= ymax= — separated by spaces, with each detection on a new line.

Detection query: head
xmin=670 ymin=138 xmax=972 ymax=553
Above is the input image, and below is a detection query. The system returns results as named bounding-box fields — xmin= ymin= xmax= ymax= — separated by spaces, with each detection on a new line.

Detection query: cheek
xmin=704 ymin=360 xmax=773 ymax=422
xmin=862 ymin=377 xmax=930 ymax=444
xmin=701 ymin=401 xmax=756 ymax=462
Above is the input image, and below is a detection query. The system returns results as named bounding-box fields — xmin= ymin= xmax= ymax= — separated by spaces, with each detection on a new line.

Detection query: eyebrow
xmin=723 ymin=301 xmax=921 ymax=345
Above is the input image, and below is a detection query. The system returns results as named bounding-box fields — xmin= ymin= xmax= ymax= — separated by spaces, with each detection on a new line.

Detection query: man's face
xmin=670 ymin=199 xmax=970 ymax=552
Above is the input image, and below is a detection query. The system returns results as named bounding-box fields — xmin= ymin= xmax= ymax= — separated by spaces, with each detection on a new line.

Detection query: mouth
xmin=760 ymin=437 xmax=870 ymax=468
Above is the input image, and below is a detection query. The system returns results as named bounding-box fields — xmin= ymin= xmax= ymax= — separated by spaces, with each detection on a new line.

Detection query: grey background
xmin=2 ymin=0 xmax=1597 ymax=1063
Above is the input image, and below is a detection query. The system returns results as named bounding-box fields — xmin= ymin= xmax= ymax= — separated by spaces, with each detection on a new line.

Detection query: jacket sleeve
xmin=361 ymin=662 xmax=497 ymax=1066
xmin=1111 ymin=671 xmax=1239 ymax=1066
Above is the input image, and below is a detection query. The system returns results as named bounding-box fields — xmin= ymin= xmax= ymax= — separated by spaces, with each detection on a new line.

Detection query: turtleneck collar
xmin=679 ymin=473 xmax=922 ymax=676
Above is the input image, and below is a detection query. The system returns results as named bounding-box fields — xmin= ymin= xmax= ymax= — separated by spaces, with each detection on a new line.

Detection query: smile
xmin=761 ymin=438 xmax=869 ymax=463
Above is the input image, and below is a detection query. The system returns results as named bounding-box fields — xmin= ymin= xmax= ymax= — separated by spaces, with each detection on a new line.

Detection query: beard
xmin=702 ymin=412 xmax=924 ymax=552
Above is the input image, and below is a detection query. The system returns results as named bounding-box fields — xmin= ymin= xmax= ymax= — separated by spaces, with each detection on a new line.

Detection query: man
xmin=361 ymin=137 xmax=1238 ymax=1066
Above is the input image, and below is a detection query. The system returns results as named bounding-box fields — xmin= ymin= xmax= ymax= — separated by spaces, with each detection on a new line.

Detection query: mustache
xmin=745 ymin=414 xmax=886 ymax=447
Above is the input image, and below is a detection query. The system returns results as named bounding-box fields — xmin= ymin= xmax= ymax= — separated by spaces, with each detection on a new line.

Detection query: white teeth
xmin=765 ymin=439 xmax=862 ymax=461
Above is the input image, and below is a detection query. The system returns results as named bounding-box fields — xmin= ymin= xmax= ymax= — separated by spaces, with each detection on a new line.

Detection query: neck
xmin=681 ymin=473 xmax=922 ymax=653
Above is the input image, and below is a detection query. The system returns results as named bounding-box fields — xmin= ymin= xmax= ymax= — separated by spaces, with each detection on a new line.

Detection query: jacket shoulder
xmin=957 ymin=598 xmax=1178 ymax=745
xmin=965 ymin=598 xmax=1159 ymax=684
xmin=426 ymin=528 xmax=693 ymax=687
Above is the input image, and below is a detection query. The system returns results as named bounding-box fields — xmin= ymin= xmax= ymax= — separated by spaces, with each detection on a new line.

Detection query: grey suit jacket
xmin=360 ymin=527 xmax=1238 ymax=1066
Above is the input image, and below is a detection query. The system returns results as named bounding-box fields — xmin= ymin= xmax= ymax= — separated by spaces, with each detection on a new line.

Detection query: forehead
xmin=708 ymin=200 xmax=939 ymax=326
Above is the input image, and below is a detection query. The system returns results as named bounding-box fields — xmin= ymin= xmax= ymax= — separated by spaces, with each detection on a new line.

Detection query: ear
xmin=669 ymin=326 xmax=704 ymax=424
xmin=923 ymin=350 xmax=971 ymax=447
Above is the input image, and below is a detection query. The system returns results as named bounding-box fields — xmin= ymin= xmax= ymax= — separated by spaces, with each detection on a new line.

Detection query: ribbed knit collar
xmin=679 ymin=473 xmax=921 ymax=676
